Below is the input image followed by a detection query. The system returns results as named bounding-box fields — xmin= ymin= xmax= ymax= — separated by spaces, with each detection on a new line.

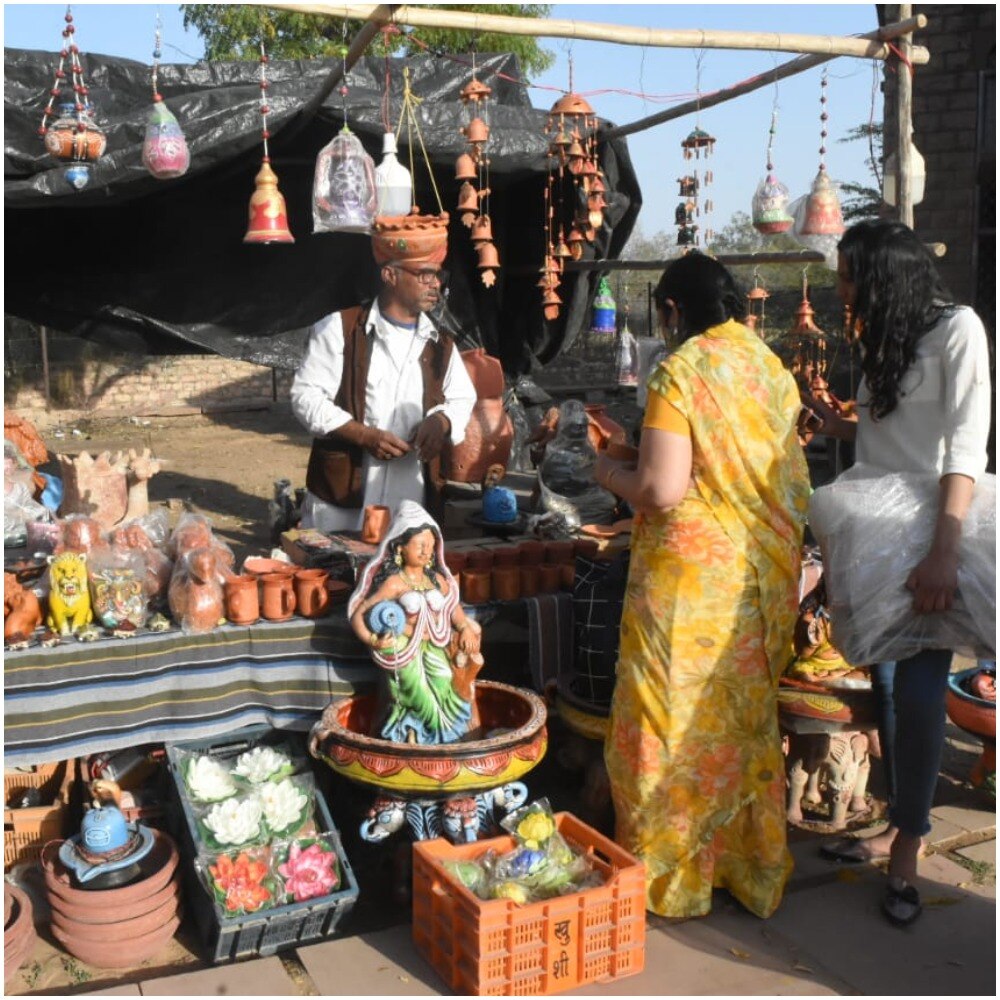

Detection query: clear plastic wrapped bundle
xmin=312 ymin=126 xmax=377 ymax=234
xmin=808 ymin=468 xmax=996 ymax=664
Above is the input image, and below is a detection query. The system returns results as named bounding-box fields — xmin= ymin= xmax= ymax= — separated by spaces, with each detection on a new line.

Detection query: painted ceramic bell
xmin=142 ymin=98 xmax=190 ymax=180
xmin=244 ymin=159 xmax=295 ymax=244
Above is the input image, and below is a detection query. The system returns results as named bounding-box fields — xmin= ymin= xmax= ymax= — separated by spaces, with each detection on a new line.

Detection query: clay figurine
xmin=46 ymin=552 xmax=94 ymax=635
xmin=57 ymin=448 xmax=161 ymax=531
xmin=169 ymin=547 xmax=225 ymax=633
xmin=4 ymin=572 xmax=43 ymax=642
xmin=348 ymin=501 xmax=483 ymax=745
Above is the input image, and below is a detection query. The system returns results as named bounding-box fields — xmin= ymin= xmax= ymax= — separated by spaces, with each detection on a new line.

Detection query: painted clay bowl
xmin=52 ymin=912 xmax=181 ymax=969
xmin=946 ymin=666 xmax=996 ymax=788
xmin=778 ymin=675 xmax=877 ymax=733
xmin=243 ymin=557 xmax=297 ymax=578
xmin=51 ymin=892 xmax=180 ymax=941
xmin=310 ymin=680 xmax=547 ymax=796
xmin=555 ymin=675 xmax=612 ymax=742
xmin=4 ymin=884 xmax=37 ymax=985
xmin=47 ymin=877 xmax=180 ymax=925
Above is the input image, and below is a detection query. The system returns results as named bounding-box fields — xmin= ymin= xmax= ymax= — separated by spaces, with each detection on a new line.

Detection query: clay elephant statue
xmin=785 ymin=730 xmax=873 ymax=830
xmin=360 ymin=796 xmax=407 ymax=843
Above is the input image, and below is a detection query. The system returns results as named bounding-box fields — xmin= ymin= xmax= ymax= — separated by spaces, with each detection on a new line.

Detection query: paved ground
xmin=6 ymin=716 xmax=994 ymax=997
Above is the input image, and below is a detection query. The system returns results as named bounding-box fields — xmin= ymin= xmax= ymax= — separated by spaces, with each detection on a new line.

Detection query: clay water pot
xmin=519 ymin=540 xmax=545 ymax=566
xmin=492 ymin=545 xmax=519 ymax=568
xmin=519 ymin=566 xmax=539 ymax=598
xmin=224 ymin=574 xmax=260 ymax=625
xmin=295 ymin=568 xmax=331 ymax=619
xmin=466 ymin=549 xmax=494 ymax=571
xmin=260 ymin=573 xmax=297 ymax=621
xmin=444 ymin=550 xmax=467 ymax=576
xmin=538 ymin=563 xmax=562 ymax=593
xmin=460 ymin=569 xmax=492 ymax=604
xmin=492 ymin=566 xmax=521 ymax=602
xmin=544 ymin=540 xmax=575 ymax=564
xmin=361 ymin=505 xmax=391 ymax=545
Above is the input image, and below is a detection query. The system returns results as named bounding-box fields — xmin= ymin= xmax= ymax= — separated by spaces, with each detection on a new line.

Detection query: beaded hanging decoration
xmin=141 ymin=9 xmax=191 ymax=180
xmin=676 ymin=54 xmax=715 ymax=248
xmin=38 ymin=5 xmax=106 ymax=190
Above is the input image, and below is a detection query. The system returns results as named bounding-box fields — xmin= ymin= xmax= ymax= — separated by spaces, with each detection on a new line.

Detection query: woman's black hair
xmin=365 ymin=522 xmax=443 ymax=597
xmin=838 ymin=220 xmax=954 ymax=420
xmin=652 ymin=252 xmax=745 ymax=341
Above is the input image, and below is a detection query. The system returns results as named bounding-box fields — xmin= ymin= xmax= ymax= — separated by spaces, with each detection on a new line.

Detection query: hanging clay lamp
xmin=244 ymin=159 xmax=295 ymax=244
xmin=745 ymin=273 xmax=769 ymax=338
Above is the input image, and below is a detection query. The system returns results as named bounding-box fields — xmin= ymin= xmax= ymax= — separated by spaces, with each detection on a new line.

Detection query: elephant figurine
xmin=360 ymin=795 xmax=407 ymax=843
xmin=785 ymin=730 xmax=874 ymax=830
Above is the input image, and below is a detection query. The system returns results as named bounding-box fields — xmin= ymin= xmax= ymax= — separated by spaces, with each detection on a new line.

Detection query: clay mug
xmin=492 ymin=545 xmax=520 ymax=568
xmin=538 ymin=563 xmax=562 ymax=593
xmin=559 ymin=562 xmax=577 ymax=590
xmin=460 ymin=569 xmax=492 ymax=604
xmin=294 ymin=568 xmax=331 ymax=619
xmin=224 ymin=574 xmax=260 ymax=625
xmin=260 ymin=573 xmax=296 ymax=621
xmin=518 ymin=540 xmax=544 ymax=566
xmin=361 ymin=505 xmax=391 ymax=545
xmin=519 ymin=566 xmax=539 ymax=598
xmin=444 ymin=550 xmax=467 ymax=577
xmin=466 ymin=548 xmax=494 ymax=571
xmin=492 ymin=565 xmax=521 ymax=602
xmin=544 ymin=540 xmax=575 ymax=564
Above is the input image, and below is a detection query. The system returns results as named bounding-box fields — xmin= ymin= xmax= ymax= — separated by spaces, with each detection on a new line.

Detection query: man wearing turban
xmin=291 ymin=214 xmax=476 ymax=532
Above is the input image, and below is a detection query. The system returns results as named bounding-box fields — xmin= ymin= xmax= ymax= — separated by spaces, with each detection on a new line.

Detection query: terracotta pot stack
xmin=41 ymin=830 xmax=182 ymax=969
xmin=4 ymin=883 xmax=37 ymax=985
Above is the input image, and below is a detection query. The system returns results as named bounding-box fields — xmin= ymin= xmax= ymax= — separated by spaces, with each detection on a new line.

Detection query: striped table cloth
xmin=3 ymin=618 xmax=376 ymax=768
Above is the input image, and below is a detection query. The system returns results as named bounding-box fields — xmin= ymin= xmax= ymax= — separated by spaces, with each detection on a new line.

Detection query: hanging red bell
xmin=455 ymin=152 xmax=477 ymax=181
xmin=567 ymin=227 xmax=585 ymax=261
xmin=244 ymin=159 xmax=295 ymax=244
xmin=800 ymin=168 xmax=845 ymax=236
xmin=470 ymin=215 xmax=494 ymax=244
xmin=463 ymin=117 xmax=490 ymax=144
xmin=457 ymin=181 xmax=479 ymax=226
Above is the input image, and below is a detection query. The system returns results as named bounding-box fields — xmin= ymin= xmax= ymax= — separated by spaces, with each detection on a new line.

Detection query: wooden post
xmin=39 ymin=325 xmax=51 ymax=411
xmin=896 ymin=4 xmax=915 ymax=228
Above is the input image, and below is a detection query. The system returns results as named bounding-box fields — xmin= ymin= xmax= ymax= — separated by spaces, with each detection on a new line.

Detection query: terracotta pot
xmin=519 ymin=566 xmax=539 ymax=598
xmin=538 ymin=563 xmax=562 ymax=593
xmin=573 ymin=538 xmax=601 ymax=560
xmin=460 ymin=569 xmax=492 ymax=604
xmin=492 ymin=566 xmax=521 ymax=602
xmin=445 ymin=398 xmax=514 ymax=484
xmin=294 ymin=568 xmax=331 ymax=619
xmin=584 ymin=404 xmax=626 ymax=453
xmin=492 ymin=545 xmax=519 ymax=568
xmin=4 ymin=884 xmax=37 ymax=985
xmin=361 ymin=505 xmax=391 ymax=545
xmin=52 ymin=912 xmax=181 ymax=970
xmin=50 ymin=889 xmax=179 ymax=941
xmin=559 ymin=562 xmax=577 ymax=590
xmin=224 ymin=574 xmax=260 ymax=625
xmin=465 ymin=549 xmax=494 ymax=571
xmin=519 ymin=540 xmax=545 ymax=566
xmin=243 ymin=557 xmax=296 ymax=578
xmin=605 ymin=440 xmax=639 ymax=463
xmin=444 ymin=550 xmax=467 ymax=576
xmin=260 ymin=573 xmax=297 ymax=621
xmin=543 ymin=540 xmax=575 ymax=564
xmin=47 ymin=877 xmax=180 ymax=926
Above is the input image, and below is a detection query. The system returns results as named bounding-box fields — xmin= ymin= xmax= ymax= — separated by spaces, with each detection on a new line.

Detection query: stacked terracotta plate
xmin=4 ymin=883 xmax=37 ymax=985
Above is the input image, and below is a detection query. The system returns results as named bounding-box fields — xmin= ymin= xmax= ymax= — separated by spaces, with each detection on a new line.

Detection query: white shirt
xmin=855 ymin=306 xmax=992 ymax=481
xmin=290 ymin=300 xmax=477 ymax=531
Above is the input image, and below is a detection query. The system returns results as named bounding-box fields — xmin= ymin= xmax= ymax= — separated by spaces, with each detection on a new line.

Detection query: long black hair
xmin=365 ymin=522 xmax=443 ymax=598
xmin=838 ymin=220 xmax=954 ymax=420
xmin=652 ymin=252 xmax=745 ymax=341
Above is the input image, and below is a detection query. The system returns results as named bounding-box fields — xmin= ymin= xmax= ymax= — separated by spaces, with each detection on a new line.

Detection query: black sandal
xmin=882 ymin=875 xmax=922 ymax=926
xmin=820 ymin=836 xmax=891 ymax=864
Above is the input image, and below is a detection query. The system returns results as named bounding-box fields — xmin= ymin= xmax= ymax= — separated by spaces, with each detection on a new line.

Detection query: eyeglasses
xmin=392 ymin=264 xmax=449 ymax=286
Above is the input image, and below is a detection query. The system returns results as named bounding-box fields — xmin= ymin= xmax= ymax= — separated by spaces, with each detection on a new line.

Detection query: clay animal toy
xmin=4 ymin=572 xmax=43 ymax=642
xmin=46 ymin=551 xmax=94 ymax=636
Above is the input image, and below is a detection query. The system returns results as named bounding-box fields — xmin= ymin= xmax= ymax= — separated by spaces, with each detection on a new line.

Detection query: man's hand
xmin=367 ymin=428 xmax=411 ymax=462
xmin=413 ymin=411 xmax=450 ymax=462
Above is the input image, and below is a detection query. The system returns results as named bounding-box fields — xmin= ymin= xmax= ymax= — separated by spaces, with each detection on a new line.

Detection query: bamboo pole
xmin=896 ymin=4 xmax=915 ymax=227
xmin=601 ymin=15 xmax=928 ymax=143
xmin=266 ymin=3 xmax=930 ymax=64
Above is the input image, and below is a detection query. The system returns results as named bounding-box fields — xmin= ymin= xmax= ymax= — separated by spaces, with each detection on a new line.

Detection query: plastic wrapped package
xmin=168 ymin=547 xmax=225 ymax=634
xmin=312 ymin=127 xmax=377 ymax=234
xmin=57 ymin=514 xmax=108 ymax=555
xmin=808 ymin=469 xmax=996 ymax=664
xmin=87 ymin=547 xmax=150 ymax=630
xmin=4 ymin=481 xmax=47 ymax=547
xmin=110 ymin=514 xmax=174 ymax=607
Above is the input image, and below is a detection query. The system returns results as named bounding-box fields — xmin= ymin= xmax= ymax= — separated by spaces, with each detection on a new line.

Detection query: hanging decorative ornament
xmin=676 ymin=54 xmax=715 ymax=247
xmin=244 ymin=36 xmax=294 ymax=244
xmin=375 ymin=132 xmax=412 ymax=217
xmin=38 ymin=5 xmax=106 ymax=190
xmin=456 ymin=61 xmax=499 ymax=287
xmin=142 ymin=10 xmax=190 ymax=180
xmin=792 ymin=71 xmax=844 ymax=267
xmin=751 ymin=107 xmax=792 ymax=235
xmin=744 ymin=268 xmax=770 ymax=338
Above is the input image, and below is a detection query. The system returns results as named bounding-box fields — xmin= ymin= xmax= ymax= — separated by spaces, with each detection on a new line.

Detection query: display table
xmin=3 ymin=617 xmax=376 ymax=769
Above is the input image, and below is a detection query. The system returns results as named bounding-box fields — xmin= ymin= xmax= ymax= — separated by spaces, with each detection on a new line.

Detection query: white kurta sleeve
xmin=941 ymin=308 xmax=992 ymax=481
xmin=428 ymin=343 xmax=477 ymax=445
xmin=290 ymin=312 xmax=354 ymax=437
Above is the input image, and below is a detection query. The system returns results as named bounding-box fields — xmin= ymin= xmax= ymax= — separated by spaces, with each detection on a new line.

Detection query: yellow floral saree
xmin=605 ymin=319 xmax=810 ymax=919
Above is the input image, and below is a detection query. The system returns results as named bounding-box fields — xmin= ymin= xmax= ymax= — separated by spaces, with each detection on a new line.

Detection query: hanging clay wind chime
xmin=38 ymin=5 xmax=106 ymax=190
xmin=677 ymin=57 xmax=715 ymax=248
xmin=456 ymin=63 xmax=500 ymax=287
xmin=751 ymin=104 xmax=792 ymax=235
xmin=244 ymin=35 xmax=294 ymax=244
xmin=744 ymin=267 xmax=769 ymax=338
xmin=142 ymin=11 xmax=190 ymax=180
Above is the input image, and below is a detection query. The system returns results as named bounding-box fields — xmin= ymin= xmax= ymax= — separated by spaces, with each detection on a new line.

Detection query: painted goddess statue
xmin=348 ymin=501 xmax=483 ymax=745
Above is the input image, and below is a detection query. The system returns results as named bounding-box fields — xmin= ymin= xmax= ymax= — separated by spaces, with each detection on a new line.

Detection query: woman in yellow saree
xmin=595 ymin=253 xmax=810 ymax=919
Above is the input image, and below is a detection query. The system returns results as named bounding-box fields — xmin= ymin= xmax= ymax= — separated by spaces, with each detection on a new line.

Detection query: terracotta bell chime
xmin=455 ymin=74 xmax=500 ymax=287
xmin=38 ymin=7 xmax=106 ymax=190
xmin=745 ymin=270 xmax=770 ymax=339
xmin=244 ymin=39 xmax=294 ymax=243
xmin=676 ymin=126 xmax=716 ymax=247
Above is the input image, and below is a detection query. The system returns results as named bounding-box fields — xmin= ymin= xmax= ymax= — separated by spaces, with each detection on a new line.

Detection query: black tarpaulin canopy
xmin=4 ymin=47 xmax=641 ymax=374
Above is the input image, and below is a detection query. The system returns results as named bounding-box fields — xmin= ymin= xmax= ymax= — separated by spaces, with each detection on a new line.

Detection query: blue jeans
xmin=873 ymin=650 xmax=953 ymax=837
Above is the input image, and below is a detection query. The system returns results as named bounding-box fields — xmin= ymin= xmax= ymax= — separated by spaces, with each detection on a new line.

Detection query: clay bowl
xmin=946 ymin=667 xmax=996 ymax=741
xmin=4 ymin=884 xmax=37 ymax=985
xmin=41 ymin=830 xmax=179 ymax=910
xmin=47 ymin=875 xmax=180 ymax=925
xmin=51 ymin=892 xmax=180 ymax=941
xmin=52 ymin=912 xmax=181 ymax=969
xmin=243 ymin=557 xmax=297 ymax=578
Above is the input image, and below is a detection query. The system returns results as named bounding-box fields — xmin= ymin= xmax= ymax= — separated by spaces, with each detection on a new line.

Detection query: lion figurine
xmin=46 ymin=551 xmax=94 ymax=636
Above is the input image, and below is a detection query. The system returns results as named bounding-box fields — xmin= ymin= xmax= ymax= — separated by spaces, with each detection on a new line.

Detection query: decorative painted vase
xmin=294 ymin=568 xmax=331 ymax=619
xmin=260 ymin=573 xmax=297 ymax=621
xmin=224 ymin=574 xmax=260 ymax=625
xmin=142 ymin=98 xmax=190 ymax=180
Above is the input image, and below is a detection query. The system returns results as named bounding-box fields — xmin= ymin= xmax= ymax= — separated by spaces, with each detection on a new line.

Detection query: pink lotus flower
xmin=278 ymin=842 xmax=339 ymax=902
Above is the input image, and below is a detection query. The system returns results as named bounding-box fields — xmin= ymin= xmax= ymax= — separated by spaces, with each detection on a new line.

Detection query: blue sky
xmin=3 ymin=4 xmax=884 ymax=240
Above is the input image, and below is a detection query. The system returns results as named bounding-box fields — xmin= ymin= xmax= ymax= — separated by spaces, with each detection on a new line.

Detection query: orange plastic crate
xmin=412 ymin=812 xmax=646 ymax=996
xmin=4 ymin=759 xmax=77 ymax=869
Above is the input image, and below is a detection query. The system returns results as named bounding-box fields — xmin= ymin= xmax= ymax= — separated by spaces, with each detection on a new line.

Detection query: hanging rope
xmin=395 ymin=65 xmax=444 ymax=214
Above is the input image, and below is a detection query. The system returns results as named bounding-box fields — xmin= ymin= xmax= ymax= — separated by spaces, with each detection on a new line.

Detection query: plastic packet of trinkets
xmin=270 ymin=830 xmax=343 ymax=905
xmin=809 ymin=468 xmax=996 ymax=665
xmin=197 ymin=845 xmax=283 ymax=917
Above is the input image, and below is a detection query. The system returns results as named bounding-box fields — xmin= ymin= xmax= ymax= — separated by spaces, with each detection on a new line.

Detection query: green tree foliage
xmin=180 ymin=4 xmax=555 ymax=75
xmin=838 ymin=122 xmax=884 ymax=223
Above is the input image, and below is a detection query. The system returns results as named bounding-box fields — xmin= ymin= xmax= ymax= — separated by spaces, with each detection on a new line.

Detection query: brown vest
xmin=305 ymin=304 xmax=453 ymax=513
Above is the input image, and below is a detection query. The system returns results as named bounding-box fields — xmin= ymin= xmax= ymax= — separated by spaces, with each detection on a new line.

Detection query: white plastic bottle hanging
xmin=374 ymin=132 xmax=412 ymax=217
xmin=313 ymin=126 xmax=377 ymax=234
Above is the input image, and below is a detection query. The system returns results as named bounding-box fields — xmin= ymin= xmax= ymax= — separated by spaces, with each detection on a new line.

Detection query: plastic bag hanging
xmin=142 ymin=11 xmax=189 ymax=180
xmin=313 ymin=127 xmax=377 ymax=234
